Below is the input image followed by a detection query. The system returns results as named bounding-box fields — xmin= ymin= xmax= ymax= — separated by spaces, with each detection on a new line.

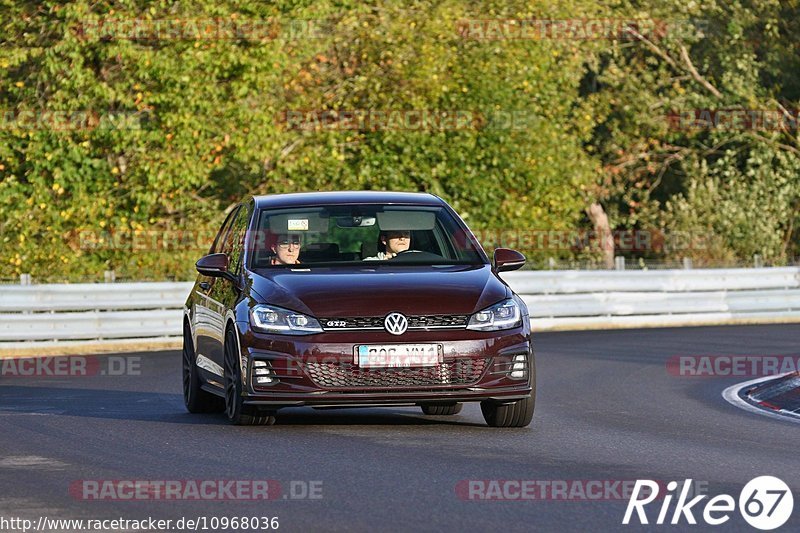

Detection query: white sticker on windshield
xmin=287 ymin=219 xmax=309 ymax=231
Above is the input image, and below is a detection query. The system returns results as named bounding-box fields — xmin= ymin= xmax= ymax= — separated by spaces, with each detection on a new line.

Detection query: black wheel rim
xmin=224 ymin=333 xmax=237 ymax=420
xmin=182 ymin=329 xmax=192 ymax=402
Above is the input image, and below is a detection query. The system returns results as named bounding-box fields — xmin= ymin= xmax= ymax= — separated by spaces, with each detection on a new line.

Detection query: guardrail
xmin=503 ymin=267 xmax=800 ymax=330
xmin=0 ymin=282 xmax=193 ymax=346
xmin=0 ymin=268 xmax=798 ymax=348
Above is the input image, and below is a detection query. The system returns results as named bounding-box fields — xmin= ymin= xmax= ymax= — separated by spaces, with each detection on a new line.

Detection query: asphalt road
xmin=1 ymin=324 xmax=798 ymax=532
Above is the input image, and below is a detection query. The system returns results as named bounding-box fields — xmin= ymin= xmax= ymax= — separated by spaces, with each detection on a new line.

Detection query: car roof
xmin=252 ymin=191 xmax=444 ymax=209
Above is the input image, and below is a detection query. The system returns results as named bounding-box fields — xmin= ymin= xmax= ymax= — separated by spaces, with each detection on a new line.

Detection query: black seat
xmin=299 ymin=242 xmax=340 ymax=262
xmin=360 ymin=242 xmax=378 ymax=259
xmin=254 ymin=249 xmax=275 ymax=267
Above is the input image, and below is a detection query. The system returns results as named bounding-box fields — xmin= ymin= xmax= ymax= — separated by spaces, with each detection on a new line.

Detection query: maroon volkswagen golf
xmin=183 ymin=191 xmax=534 ymax=427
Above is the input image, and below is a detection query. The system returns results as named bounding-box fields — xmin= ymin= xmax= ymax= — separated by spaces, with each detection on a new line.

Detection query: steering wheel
xmin=389 ymin=250 xmax=443 ymax=261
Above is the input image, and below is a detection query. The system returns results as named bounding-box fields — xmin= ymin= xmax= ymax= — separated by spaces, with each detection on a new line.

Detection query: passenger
xmin=270 ymin=234 xmax=302 ymax=265
xmin=364 ymin=230 xmax=411 ymax=260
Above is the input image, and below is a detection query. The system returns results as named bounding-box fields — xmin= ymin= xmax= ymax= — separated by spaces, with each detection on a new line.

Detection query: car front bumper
xmin=236 ymin=325 xmax=534 ymax=408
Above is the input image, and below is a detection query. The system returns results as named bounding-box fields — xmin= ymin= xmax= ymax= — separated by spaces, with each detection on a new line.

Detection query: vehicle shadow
xmin=275 ymin=407 xmax=488 ymax=427
xmin=0 ymin=385 xmax=488 ymax=427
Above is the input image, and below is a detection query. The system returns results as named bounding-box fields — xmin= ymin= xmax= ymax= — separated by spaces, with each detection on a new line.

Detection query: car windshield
xmin=249 ymin=204 xmax=486 ymax=268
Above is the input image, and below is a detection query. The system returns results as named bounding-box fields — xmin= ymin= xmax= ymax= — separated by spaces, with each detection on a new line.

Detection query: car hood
xmin=247 ymin=265 xmax=508 ymax=317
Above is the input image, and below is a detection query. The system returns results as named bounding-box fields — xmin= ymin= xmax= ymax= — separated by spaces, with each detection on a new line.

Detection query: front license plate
xmin=356 ymin=344 xmax=442 ymax=368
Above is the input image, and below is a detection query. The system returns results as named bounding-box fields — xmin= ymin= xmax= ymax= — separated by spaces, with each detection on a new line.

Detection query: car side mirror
xmin=196 ymin=253 xmax=230 ymax=278
xmin=493 ymin=248 xmax=526 ymax=272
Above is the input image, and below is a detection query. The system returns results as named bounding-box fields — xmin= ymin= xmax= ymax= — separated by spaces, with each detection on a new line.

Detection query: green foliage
xmin=0 ymin=0 xmax=797 ymax=281
xmin=586 ymin=0 xmax=800 ymax=264
xmin=666 ymin=143 xmax=800 ymax=261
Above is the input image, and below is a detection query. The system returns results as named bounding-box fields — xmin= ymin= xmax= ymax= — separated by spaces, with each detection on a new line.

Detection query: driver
xmin=270 ymin=234 xmax=302 ymax=265
xmin=364 ymin=230 xmax=411 ymax=260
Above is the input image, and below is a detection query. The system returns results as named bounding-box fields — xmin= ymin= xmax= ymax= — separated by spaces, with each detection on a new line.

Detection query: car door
xmin=193 ymin=206 xmax=240 ymax=381
xmin=204 ymin=203 xmax=252 ymax=372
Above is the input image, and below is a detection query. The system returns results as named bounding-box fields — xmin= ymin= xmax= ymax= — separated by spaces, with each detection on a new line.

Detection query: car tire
xmin=480 ymin=396 xmax=534 ymax=428
xmin=182 ymin=325 xmax=225 ymax=414
xmin=420 ymin=403 xmax=463 ymax=416
xmin=224 ymin=328 xmax=276 ymax=426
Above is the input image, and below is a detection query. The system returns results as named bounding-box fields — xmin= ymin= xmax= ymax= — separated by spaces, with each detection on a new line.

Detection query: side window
xmin=227 ymin=204 xmax=252 ymax=274
xmin=210 ymin=206 xmax=239 ymax=254
xmin=219 ymin=206 xmax=242 ymax=255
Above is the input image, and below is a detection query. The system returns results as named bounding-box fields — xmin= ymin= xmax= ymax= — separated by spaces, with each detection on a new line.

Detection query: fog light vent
xmin=252 ymin=360 xmax=278 ymax=387
xmin=509 ymin=354 xmax=528 ymax=379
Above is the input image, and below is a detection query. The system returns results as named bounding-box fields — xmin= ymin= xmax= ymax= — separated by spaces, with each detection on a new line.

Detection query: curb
xmin=722 ymin=373 xmax=800 ymax=424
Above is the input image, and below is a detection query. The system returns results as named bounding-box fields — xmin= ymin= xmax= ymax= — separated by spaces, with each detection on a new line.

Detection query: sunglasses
xmin=277 ymin=240 xmax=301 ymax=249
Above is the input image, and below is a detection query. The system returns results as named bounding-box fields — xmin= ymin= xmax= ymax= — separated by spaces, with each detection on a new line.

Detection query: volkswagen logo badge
xmin=384 ymin=312 xmax=408 ymax=335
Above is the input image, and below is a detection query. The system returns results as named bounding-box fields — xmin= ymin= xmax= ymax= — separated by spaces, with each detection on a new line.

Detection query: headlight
xmin=250 ymin=304 xmax=323 ymax=335
xmin=466 ymin=299 xmax=522 ymax=331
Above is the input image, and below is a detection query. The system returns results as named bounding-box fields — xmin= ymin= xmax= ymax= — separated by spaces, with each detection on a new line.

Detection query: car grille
xmin=319 ymin=314 xmax=469 ymax=331
xmin=304 ymin=358 xmax=488 ymax=389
